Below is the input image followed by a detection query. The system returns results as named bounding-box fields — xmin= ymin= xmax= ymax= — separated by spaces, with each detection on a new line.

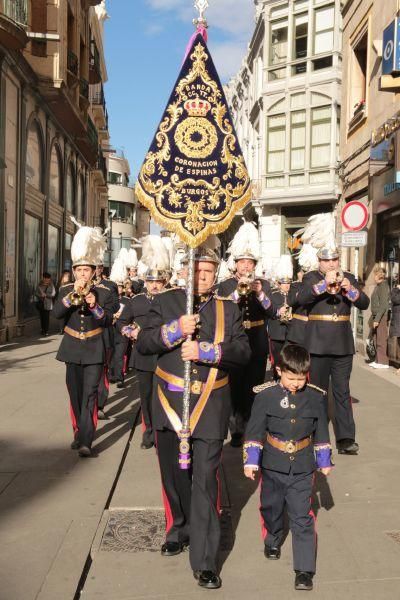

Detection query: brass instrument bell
xmin=279 ymin=293 xmax=293 ymax=322
xmin=67 ymin=281 xmax=92 ymax=306
xmin=237 ymin=273 xmax=254 ymax=296
xmin=326 ymin=270 xmax=344 ymax=295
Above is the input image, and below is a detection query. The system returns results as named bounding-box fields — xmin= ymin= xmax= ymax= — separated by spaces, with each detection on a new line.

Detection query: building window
xmin=312 ymin=56 xmax=333 ymax=70
xmin=66 ymin=163 xmax=75 ymax=213
xmin=314 ymin=5 xmax=334 ymax=55
xmin=311 ymin=106 xmax=331 ymax=168
xmin=267 ymin=114 xmax=286 ymax=173
xmin=23 ymin=213 xmax=41 ymax=318
xmin=64 ymin=233 xmax=72 ymax=271
xmin=290 ymin=110 xmax=306 ymax=170
xmin=268 ymin=67 xmax=286 ymax=81
xmin=109 ymin=200 xmax=134 ymax=224
xmin=270 ymin=19 xmax=288 ymax=65
xmin=76 ymin=174 xmax=86 ymax=222
xmin=49 ymin=145 xmax=62 ymax=205
xmin=349 ymin=30 xmax=368 ymax=124
xmin=26 ymin=123 xmax=42 ymax=191
xmin=47 ymin=224 xmax=60 ymax=283
xmin=293 ymin=13 xmax=308 ymax=60
xmin=108 ymin=171 xmax=121 ymax=185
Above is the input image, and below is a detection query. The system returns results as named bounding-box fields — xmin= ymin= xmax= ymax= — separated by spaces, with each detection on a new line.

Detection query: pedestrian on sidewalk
xmin=389 ymin=280 xmax=400 ymax=375
xmin=35 ymin=272 xmax=56 ymax=336
xmin=369 ymin=266 xmax=390 ymax=370
xmin=243 ymin=344 xmax=333 ymax=592
xmin=136 ymin=246 xmax=251 ymax=590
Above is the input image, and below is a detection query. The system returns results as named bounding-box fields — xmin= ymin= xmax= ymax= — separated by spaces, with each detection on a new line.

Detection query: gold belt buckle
xmin=285 ymin=441 xmax=296 ymax=454
xmin=79 ymin=332 xmax=85 ymax=340
xmin=331 ymin=313 xmax=338 ymax=322
xmin=243 ymin=320 xmax=251 ymax=329
xmin=191 ymin=380 xmax=202 ymax=394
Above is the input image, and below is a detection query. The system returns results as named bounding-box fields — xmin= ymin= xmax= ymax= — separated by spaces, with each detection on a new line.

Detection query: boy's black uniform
xmin=96 ymin=279 xmax=119 ymax=412
xmin=296 ymin=271 xmax=369 ymax=446
xmin=53 ymin=283 xmax=114 ymax=448
xmin=117 ymin=291 xmax=159 ymax=447
xmin=243 ymin=380 xmax=331 ymax=575
xmin=136 ymin=288 xmax=251 ymax=574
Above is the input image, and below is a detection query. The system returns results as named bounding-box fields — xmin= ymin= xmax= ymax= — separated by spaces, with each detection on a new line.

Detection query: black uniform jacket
xmin=96 ymin=280 xmax=119 ymax=351
xmin=113 ymin=296 xmax=133 ymax=344
xmin=245 ymin=382 xmax=330 ymax=474
xmin=217 ymin=276 xmax=273 ymax=357
xmin=296 ymin=271 xmax=370 ymax=355
xmin=53 ymin=283 xmax=115 ymax=365
xmin=136 ymin=288 xmax=251 ymax=439
xmin=286 ymin=281 xmax=308 ymax=346
xmin=268 ymin=290 xmax=289 ymax=342
xmin=117 ymin=292 xmax=158 ymax=372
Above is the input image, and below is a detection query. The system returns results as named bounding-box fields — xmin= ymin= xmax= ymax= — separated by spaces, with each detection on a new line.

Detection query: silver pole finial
xmin=193 ymin=0 xmax=209 ymax=28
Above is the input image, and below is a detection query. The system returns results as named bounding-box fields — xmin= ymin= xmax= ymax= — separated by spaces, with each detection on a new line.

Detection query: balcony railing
xmin=67 ymin=50 xmax=79 ymax=76
xmin=79 ymin=78 xmax=89 ymax=99
xmin=89 ymin=83 xmax=105 ymax=107
xmin=1 ymin=0 xmax=28 ymax=26
xmin=96 ymin=149 xmax=107 ymax=182
xmin=87 ymin=116 xmax=98 ymax=151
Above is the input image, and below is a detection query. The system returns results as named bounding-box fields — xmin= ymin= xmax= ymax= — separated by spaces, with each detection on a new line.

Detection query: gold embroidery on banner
xmin=174 ymin=117 xmax=218 ymax=158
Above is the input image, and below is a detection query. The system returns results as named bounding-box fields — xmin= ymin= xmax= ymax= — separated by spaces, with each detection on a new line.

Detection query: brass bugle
xmin=67 ymin=281 xmax=92 ymax=306
xmin=326 ymin=270 xmax=344 ymax=295
xmin=237 ymin=273 xmax=254 ymax=296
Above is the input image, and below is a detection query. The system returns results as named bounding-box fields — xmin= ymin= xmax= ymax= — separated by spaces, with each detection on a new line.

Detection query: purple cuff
xmin=315 ymin=444 xmax=332 ymax=468
xmin=161 ymin=319 xmax=185 ymax=349
xmin=121 ymin=325 xmax=134 ymax=337
xmin=257 ymin=291 xmax=271 ymax=311
xmin=344 ymin=286 xmax=360 ymax=302
xmin=243 ymin=441 xmax=263 ymax=467
xmin=313 ymin=280 xmax=328 ymax=295
xmin=90 ymin=304 xmax=104 ymax=320
xmin=62 ymin=295 xmax=72 ymax=308
xmin=198 ymin=342 xmax=222 ymax=365
xmin=231 ymin=290 xmax=240 ymax=303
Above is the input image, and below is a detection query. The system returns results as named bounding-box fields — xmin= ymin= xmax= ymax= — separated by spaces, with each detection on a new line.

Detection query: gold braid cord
xmin=135 ymin=38 xmax=251 ymax=248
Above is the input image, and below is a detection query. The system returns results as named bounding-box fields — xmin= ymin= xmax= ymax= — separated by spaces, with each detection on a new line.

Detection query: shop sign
xmin=341 ymin=231 xmax=368 ymax=247
xmin=384 ymin=181 xmax=400 ymax=196
xmin=382 ymin=18 xmax=400 ymax=75
xmin=372 ymin=114 xmax=400 ymax=146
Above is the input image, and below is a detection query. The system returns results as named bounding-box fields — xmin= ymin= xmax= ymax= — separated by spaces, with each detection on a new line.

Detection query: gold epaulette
xmin=95 ymin=283 xmax=111 ymax=291
xmin=214 ymin=294 xmax=232 ymax=301
xmin=157 ymin=287 xmax=179 ymax=295
xmin=60 ymin=283 xmax=74 ymax=290
xmin=307 ymin=383 xmax=327 ymax=395
xmin=253 ymin=381 xmax=278 ymax=394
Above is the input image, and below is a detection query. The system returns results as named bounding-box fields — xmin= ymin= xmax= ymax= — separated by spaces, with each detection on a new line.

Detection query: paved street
xmin=1 ymin=336 xmax=400 ymax=600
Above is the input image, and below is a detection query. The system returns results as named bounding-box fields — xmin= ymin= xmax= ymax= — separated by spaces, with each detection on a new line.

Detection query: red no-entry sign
xmin=341 ymin=201 xmax=369 ymax=232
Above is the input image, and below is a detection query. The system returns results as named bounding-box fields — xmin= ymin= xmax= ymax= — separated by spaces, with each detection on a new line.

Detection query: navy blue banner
xmin=135 ymin=33 xmax=251 ymax=248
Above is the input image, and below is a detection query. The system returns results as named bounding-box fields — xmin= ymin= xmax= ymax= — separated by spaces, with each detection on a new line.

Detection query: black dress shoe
xmin=337 ymin=439 xmax=359 ymax=455
xmin=97 ymin=409 xmax=107 ymax=420
xmin=230 ymin=433 xmax=243 ymax=448
xmin=78 ymin=446 xmax=91 ymax=458
xmin=294 ymin=571 xmax=313 ymax=590
xmin=160 ymin=541 xmax=186 ymax=556
xmin=264 ymin=545 xmax=281 ymax=560
xmin=116 ymin=381 xmax=125 ymax=389
xmin=70 ymin=438 xmax=80 ymax=450
xmin=193 ymin=570 xmax=222 ymax=589
xmin=140 ymin=440 xmax=154 ymax=450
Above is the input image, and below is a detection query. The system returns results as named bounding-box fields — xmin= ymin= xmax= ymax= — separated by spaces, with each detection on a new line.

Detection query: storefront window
xmin=64 ymin=233 xmax=72 ymax=271
xmin=47 ymin=224 xmax=59 ymax=283
xmin=22 ymin=213 xmax=41 ymax=318
xmin=25 ymin=123 xmax=42 ymax=190
xmin=49 ymin=145 xmax=62 ymax=205
xmin=66 ymin=163 xmax=75 ymax=214
xmin=76 ymin=174 xmax=86 ymax=222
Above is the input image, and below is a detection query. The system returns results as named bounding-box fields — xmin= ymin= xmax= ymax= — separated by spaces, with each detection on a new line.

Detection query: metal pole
xmin=353 ymin=247 xmax=359 ymax=344
xmin=178 ymin=246 xmax=195 ymax=469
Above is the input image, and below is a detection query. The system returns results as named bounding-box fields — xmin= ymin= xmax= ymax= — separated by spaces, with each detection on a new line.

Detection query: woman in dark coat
xmin=389 ymin=282 xmax=400 ymax=374
xmin=369 ymin=267 xmax=390 ymax=368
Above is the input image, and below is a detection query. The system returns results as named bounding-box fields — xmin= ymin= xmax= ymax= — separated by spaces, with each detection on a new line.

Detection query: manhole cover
xmin=100 ymin=509 xmax=166 ymax=552
xmin=386 ymin=531 xmax=400 ymax=545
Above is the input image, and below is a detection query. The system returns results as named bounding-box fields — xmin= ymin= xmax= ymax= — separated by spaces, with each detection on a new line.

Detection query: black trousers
xmin=137 ymin=370 xmax=154 ymax=443
xmin=65 ymin=362 xmax=103 ymax=447
xmin=38 ymin=307 xmax=50 ymax=334
xmin=110 ymin=340 xmax=128 ymax=383
xmin=261 ymin=469 xmax=316 ymax=573
xmin=310 ymin=354 xmax=355 ymax=442
xmin=156 ymin=429 xmax=223 ymax=572
xmin=229 ymin=356 xmax=267 ymax=435
xmin=97 ymin=347 xmax=112 ymax=410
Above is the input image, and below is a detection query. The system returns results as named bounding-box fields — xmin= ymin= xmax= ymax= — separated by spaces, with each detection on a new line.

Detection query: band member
xmin=296 ymin=247 xmax=370 ymax=455
xmin=243 ymin=344 xmax=332 ymax=591
xmin=286 ymin=270 xmax=309 ymax=347
xmin=109 ymin=273 xmax=133 ymax=389
xmin=217 ymin=222 xmax=273 ymax=447
xmin=117 ymin=267 xmax=167 ymax=449
xmin=53 ymin=225 xmax=115 ymax=457
xmin=136 ymin=246 xmax=251 ymax=589
xmin=268 ymin=256 xmax=293 ymax=378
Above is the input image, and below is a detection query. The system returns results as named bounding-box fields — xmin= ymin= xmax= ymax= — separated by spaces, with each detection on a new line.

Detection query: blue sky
xmin=104 ymin=0 xmax=255 ymax=181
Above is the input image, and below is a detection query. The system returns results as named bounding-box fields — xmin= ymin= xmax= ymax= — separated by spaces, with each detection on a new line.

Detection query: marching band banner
xmin=135 ymin=32 xmax=251 ymax=248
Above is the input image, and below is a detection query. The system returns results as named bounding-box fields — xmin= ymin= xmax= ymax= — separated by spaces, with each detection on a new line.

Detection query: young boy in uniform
xmin=243 ymin=344 xmax=332 ymax=591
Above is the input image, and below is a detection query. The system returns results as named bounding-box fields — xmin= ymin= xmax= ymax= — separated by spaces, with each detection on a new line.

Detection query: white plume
xmin=140 ymin=235 xmax=170 ymax=270
xmin=161 ymin=236 xmax=174 ymax=269
xmin=70 ymin=219 xmax=107 ymax=266
xmin=228 ymin=221 xmax=260 ymax=260
xmin=297 ymin=243 xmax=319 ymax=272
xmin=294 ymin=213 xmax=336 ymax=271
xmin=217 ymin=259 xmax=231 ymax=282
xmin=110 ymin=257 xmax=127 ymax=284
xmin=275 ymin=255 xmax=293 ymax=281
xmin=126 ymin=248 xmax=138 ymax=268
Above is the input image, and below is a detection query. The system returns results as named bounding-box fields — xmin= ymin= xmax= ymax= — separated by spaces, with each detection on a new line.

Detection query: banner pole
xmin=178 ymin=247 xmax=195 ymax=469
